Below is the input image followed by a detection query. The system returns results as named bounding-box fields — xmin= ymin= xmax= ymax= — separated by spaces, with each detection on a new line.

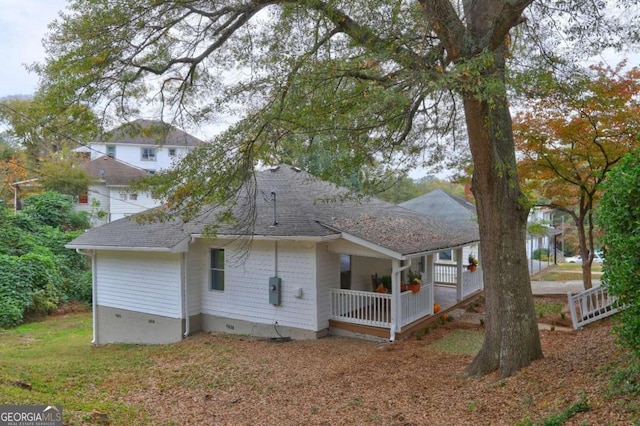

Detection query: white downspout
xmin=76 ymin=249 xmax=97 ymax=344
xmin=390 ymin=258 xmax=412 ymax=342
xmin=182 ymin=252 xmax=189 ymax=338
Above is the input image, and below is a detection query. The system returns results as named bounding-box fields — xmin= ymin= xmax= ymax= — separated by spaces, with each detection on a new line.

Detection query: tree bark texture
xmin=461 ymin=45 xmax=543 ymax=377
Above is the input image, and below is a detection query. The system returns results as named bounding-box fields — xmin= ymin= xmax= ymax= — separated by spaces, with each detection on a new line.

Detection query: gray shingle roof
xmin=98 ymin=119 xmax=204 ymax=147
xmin=81 ymin=155 xmax=150 ymax=186
xmin=68 ymin=216 xmax=188 ymax=250
xmin=400 ymin=189 xmax=478 ymax=233
xmin=67 ymin=166 xmax=479 ymax=256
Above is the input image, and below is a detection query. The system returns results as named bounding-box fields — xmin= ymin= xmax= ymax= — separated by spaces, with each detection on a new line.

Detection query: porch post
xmin=390 ymin=258 xmax=412 ymax=341
xmin=425 ymin=254 xmax=434 ymax=285
xmin=426 ymin=254 xmax=435 ymax=314
xmin=456 ymin=247 xmax=464 ymax=301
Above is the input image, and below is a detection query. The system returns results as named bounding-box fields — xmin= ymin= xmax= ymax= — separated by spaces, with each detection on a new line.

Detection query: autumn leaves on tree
xmin=514 ymin=63 xmax=640 ymax=289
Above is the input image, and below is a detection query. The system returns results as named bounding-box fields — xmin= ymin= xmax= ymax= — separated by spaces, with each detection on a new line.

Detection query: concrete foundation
xmin=201 ymin=314 xmax=328 ymax=340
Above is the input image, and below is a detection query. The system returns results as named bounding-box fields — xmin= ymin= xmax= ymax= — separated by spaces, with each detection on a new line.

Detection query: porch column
xmin=456 ymin=247 xmax=464 ymax=301
xmin=425 ymin=254 xmax=435 ymax=314
xmin=425 ymin=254 xmax=434 ymax=285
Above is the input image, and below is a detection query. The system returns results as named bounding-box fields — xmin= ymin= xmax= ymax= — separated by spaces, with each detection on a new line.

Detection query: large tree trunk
xmin=462 ymin=53 xmax=543 ymax=378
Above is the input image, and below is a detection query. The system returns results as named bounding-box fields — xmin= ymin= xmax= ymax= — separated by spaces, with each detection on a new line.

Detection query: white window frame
xmin=106 ymin=145 xmax=116 ymax=158
xmin=210 ymin=248 xmax=225 ymax=291
xmin=141 ymin=147 xmax=157 ymax=161
xmin=168 ymin=148 xmax=177 ymax=157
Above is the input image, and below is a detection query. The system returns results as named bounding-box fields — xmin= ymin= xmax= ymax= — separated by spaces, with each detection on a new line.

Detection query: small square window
xmin=106 ymin=145 xmax=116 ymax=158
xmin=120 ymin=192 xmax=128 ymax=200
xmin=210 ymin=248 xmax=225 ymax=291
xmin=130 ymin=193 xmax=138 ymax=201
xmin=141 ymin=147 xmax=157 ymax=161
xmin=168 ymin=148 xmax=176 ymax=157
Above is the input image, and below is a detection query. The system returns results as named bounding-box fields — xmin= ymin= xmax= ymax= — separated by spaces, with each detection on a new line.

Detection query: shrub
xmin=22 ymin=191 xmax=89 ymax=230
xmin=63 ymin=270 xmax=93 ymax=305
xmin=0 ymin=253 xmax=63 ymax=328
xmin=532 ymin=248 xmax=549 ymax=261
xmin=598 ymin=147 xmax=640 ymax=359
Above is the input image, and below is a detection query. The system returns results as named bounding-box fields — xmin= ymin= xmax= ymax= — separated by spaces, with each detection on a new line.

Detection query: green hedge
xmin=0 ymin=253 xmax=63 ymax=328
xmin=598 ymin=148 xmax=640 ymax=359
xmin=0 ymin=193 xmax=92 ymax=328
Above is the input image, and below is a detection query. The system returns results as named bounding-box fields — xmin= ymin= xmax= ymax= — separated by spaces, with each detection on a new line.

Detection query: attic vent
xmin=269 ymin=165 xmax=280 ymax=172
xmin=291 ymin=166 xmax=301 ymax=172
xmin=99 ymin=169 xmax=105 ymax=177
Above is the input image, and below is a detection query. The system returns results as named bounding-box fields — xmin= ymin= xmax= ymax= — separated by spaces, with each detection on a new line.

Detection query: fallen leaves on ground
xmin=120 ymin=316 xmax=637 ymax=425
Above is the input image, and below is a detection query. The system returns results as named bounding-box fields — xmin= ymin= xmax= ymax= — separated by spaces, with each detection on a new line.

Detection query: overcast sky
xmin=0 ymin=0 xmax=68 ymax=98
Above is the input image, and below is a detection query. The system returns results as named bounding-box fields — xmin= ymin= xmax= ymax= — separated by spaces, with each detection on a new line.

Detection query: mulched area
xmin=120 ymin=300 xmax=637 ymax=425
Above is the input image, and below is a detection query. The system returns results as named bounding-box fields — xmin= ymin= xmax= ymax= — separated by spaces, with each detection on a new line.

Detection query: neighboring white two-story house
xmin=73 ymin=119 xmax=204 ymax=226
xmin=77 ymin=119 xmax=204 ymax=174
xmin=75 ymin=156 xmax=160 ymax=226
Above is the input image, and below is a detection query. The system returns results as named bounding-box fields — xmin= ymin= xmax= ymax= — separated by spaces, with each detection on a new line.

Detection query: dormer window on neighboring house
xmin=141 ymin=147 xmax=157 ymax=161
xmin=106 ymin=145 xmax=116 ymax=158
xmin=168 ymin=148 xmax=176 ymax=157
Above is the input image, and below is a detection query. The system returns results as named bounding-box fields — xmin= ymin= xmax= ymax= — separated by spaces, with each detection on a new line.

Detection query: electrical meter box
xmin=269 ymin=277 xmax=281 ymax=306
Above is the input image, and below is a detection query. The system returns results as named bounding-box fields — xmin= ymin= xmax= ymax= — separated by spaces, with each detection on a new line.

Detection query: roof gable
xmin=400 ymin=189 xmax=477 ymax=232
xmin=80 ymin=155 xmax=150 ymax=186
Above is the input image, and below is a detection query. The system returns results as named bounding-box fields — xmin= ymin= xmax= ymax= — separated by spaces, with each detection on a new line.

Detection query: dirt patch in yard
xmin=120 ymin=312 xmax=637 ymax=425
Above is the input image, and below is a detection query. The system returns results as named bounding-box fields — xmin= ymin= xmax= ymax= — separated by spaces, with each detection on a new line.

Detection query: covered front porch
xmin=328 ymin=249 xmax=483 ymax=341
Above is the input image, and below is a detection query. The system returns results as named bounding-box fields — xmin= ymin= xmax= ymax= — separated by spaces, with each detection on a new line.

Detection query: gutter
xmin=76 ymin=249 xmax=97 ymax=344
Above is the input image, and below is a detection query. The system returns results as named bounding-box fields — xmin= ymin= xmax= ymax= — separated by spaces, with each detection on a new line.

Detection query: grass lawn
xmin=534 ymin=262 xmax=602 ymax=282
xmin=0 ymin=313 xmax=155 ymax=424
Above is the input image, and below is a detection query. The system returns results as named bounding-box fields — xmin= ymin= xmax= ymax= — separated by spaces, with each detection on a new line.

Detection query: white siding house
xmin=73 ymin=155 xmax=160 ymax=226
xmin=77 ymin=119 xmax=203 ymax=173
xmin=67 ymin=166 xmax=483 ymax=344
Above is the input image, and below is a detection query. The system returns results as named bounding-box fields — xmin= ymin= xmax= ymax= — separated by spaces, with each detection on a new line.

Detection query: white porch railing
xmin=462 ymin=267 xmax=483 ymax=299
xmin=330 ymin=284 xmax=434 ymax=329
xmin=568 ymin=286 xmax=624 ymax=329
xmin=330 ymin=289 xmax=391 ymax=327
xmin=400 ymin=284 xmax=433 ymax=327
xmin=434 ymin=263 xmax=457 ymax=284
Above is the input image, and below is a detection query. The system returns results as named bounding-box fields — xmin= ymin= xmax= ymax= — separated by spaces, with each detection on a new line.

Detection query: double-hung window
xmin=141 ymin=147 xmax=157 ymax=161
xmin=210 ymin=248 xmax=225 ymax=291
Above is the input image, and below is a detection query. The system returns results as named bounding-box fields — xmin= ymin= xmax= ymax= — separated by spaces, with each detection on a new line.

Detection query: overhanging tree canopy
xmin=36 ymin=0 xmax=639 ymax=377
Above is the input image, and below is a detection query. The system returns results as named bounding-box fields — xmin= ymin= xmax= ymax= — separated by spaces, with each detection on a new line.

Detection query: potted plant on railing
xmin=408 ymin=278 xmax=421 ymax=293
xmin=406 ymin=270 xmax=421 ymax=293
xmin=467 ymin=254 xmax=479 ymax=272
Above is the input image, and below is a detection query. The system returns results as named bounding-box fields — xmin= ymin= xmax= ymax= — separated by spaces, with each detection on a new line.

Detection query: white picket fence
xmin=567 ymin=286 xmax=624 ymax=329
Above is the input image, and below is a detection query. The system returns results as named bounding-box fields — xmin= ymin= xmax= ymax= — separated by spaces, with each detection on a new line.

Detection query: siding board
xmin=198 ymin=239 xmax=319 ymax=331
xmin=96 ymin=251 xmax=182 ymax=318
